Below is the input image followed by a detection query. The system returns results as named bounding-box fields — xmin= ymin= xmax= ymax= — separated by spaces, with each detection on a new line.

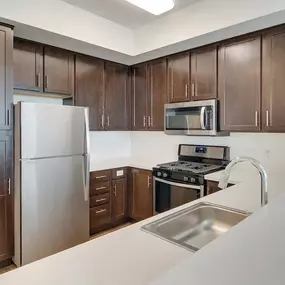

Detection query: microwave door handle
xmin=200 ymin=107 xmax=206 ymax=130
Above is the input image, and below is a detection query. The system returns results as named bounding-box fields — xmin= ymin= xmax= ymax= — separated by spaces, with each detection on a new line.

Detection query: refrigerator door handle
xmin=83 ymin=108 xmax=90 ymax=202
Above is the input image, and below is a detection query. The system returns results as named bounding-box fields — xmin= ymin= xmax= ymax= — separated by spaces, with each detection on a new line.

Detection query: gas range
xmin=153 ymin=144 xmax=230 ymax=186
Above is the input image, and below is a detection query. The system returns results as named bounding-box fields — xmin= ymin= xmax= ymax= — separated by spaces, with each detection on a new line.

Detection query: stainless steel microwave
xmin=164 ymin=99 xmax=228 ymax=136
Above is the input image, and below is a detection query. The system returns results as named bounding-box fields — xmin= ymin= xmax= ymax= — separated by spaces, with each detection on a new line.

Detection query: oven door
xmin=164 ymin=100 xmax=217 ymax=136
xmin=154 ymin=177 xmax=204 ymax=214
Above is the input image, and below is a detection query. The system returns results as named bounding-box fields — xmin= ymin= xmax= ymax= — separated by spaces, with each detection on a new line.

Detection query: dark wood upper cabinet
xmin=129 ymin=168 xmax=153 ymax=221
xmin=147 ymin=59 xmax=167 ymax=131
xmin=167 ymin=53 xmax=190 ymax=103
xmin=104 ymin=62 xmax=129 ymax=130
xmin=112 ymin=178 xmax=127 ymax=221
xmin=75 ymin=54 xmax=104 ymax=131
xmin=14 ymin=39 xmax=43 ymax=92
xmin=0 ymin=133 xmax=13 ymax=261
xmin=0 ymin=26 xmax=13 ymax=131
xmin=131 ymin=64 xmax=148 ymax=130
xmin=191 ymin=46 xmax=217 ymax=100
xmin=43 ymin=46 xmax=74 ymax=96
xmin=262 ymin=26 xmax=285 ymax=132
xmin=218 ymin=36 xmax=261 ymax=132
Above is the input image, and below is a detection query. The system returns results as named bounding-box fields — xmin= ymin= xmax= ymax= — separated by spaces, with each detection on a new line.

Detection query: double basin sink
xmin=141 ymin=202 xmax=250 ymax=252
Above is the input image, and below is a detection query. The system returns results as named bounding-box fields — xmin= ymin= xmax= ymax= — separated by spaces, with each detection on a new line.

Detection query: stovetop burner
xmin=157 ymin=161 xmax=223 ymax=174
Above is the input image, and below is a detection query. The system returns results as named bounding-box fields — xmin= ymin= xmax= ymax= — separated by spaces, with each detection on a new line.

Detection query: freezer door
xmin=17 ymin=102 xmax=87 ymax=159
xmin=19 ymin=155 xmax=89 ymax=266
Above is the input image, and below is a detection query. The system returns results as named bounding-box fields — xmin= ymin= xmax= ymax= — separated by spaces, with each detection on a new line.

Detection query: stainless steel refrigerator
xmin=13 ymin=102 xmax=90 ymax=266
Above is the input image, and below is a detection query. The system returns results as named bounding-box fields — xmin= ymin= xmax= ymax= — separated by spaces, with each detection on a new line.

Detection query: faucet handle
xmin=218 ymin=173 xmax=230 ymax=189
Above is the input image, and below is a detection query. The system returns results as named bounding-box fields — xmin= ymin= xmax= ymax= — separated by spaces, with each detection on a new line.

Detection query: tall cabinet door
xmin=167 ymin=53 xmax=190 ymax=103
xmin=147 ymin=59 xmax=167 ymax=131
xmin=131 ymin=64 xmax=147 ymax=130
xmin=43 ymin=46 xmax=74 ymax=95
xmin=0 ymin=134 xmax=13 ymax=262
xmin=14 ymin=39 xmax=43 ymax=92
xmin=104 ymin=62 xmax=129 ymax=130
xmin=191 ymin=46 xmax=217 ymax=101
xmin=218 ymin=36 xmax=261 ymax=131
xmin=0 ymin=26 xmax=13 ymax=131
xmin=112 ymin=178 xmax=127 ymax=221
xmin=75 ymin=55 xmax=104 ymax=131
xmin=262 ymin=27 xmax=285 ymax=132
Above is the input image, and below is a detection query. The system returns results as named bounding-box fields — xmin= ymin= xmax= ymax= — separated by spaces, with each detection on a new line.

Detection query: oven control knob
xmin=162 ymin=172 xmax=168 ymax=178
xmin=157 ymin=171 xmax=161 ymax=177
xmin=190 ymin=177 xmax=196 ymax=183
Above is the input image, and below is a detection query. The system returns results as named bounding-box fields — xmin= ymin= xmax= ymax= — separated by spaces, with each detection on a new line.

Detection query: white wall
xmin=130 ymin=132 xmax=285 ymax=172
xmin=89 ymin=132 xmax=131 ymax=160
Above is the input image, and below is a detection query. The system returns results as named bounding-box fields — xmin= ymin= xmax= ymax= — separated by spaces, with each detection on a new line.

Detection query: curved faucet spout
xmin=218 ymin=157 xmax=268 ymax=206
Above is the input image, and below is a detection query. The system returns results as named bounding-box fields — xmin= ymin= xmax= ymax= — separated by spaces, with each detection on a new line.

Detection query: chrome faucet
xmin=218 ymin=157 xmax=268 ymax=206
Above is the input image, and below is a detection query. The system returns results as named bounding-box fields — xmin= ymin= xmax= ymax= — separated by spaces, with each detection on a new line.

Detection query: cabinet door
xmin=0 ymin=26 xmax=13 ymax=131
xmin=105 ymin=62 xmax=129 ymax=130
xmin=218 ymin=36 xmax=261 ymax=131
xmin=262 ymin=27 xmax=285 ymax=132
xmin=112 ymin=178 xmax=127 ymax=221
xmin=147 ymin=59 xmax=167 ymax=131
xmin=75 ymin=55 xmax=104 ymax=131
xmin=168 ymin=53 xmax=190 ymax=103
xmin=130 ymin=168 xmax=153 ymax=221
xmin=14 ymin=39 xmax=43 ymax=92
xmin=43 ymin=46 xmax=74 ymax=95
xmin=191 ymin=46 xmax=217 ymax=100
xmin=0 ymin=134 xmax=13 ymax=261
xmin=131 ymin=64 xmax=147 ymax=130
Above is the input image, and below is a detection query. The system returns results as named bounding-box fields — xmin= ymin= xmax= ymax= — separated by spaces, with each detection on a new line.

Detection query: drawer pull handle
xmin=96 ymin=186 xmax=107 ymax=191
xmin=96 ymin=198 xmax=107 ymax=203
xmin=95 ymin=175 xmax=107 ymax=179
xmin=96 ymin=209 xmax=106 ymax=214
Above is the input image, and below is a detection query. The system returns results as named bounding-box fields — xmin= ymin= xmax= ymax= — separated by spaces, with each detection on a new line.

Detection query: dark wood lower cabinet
xmin=0 ymin=133 xmax=13 ymax=262
xmin=112 ymin=178 xmax=127 ymax=221
xmin=129 ymin=168 xmax=153 ymax=221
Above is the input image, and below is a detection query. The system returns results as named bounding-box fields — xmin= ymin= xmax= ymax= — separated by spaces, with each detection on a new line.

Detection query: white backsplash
xmin=130 ymin=132 xmax=285 ymax=172
xmin=89 ymin=131 xmax=131 ymax=160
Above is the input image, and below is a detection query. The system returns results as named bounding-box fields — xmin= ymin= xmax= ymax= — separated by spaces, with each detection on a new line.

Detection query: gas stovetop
xmin=157 ymin=161 xmax=224 ymax=175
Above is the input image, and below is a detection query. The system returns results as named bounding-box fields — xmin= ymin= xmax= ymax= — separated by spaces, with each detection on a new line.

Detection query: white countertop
xmin=1 ymin=166 xmax=285 ymax=284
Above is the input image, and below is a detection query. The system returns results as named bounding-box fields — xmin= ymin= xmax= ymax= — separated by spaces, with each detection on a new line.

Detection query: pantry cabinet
xmin=218 ymin=35 xmax=261 ymax=132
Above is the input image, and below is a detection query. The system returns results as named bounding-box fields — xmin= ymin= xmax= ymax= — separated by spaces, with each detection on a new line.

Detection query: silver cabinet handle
xmin=185 ymin=85 xmax=188 ymax=97
xmin=35 ymin=74 xmax=40 ymax=87
xmin=95 ymin=209 xmax=106 ymax=214
xmin=100 ymin=114 xmax=104 ymax=128
xmin=113 ymin=184 xmax=117 ymax=196
xmin=255 ymin=111 xmax=259 ymax=127
xmin=148 ymin=175 xmax=151 ymax=188
xmin=107 ymin=116 xmax=110 ymax=127
xmin=266 ymin=111 xmax=269 ymax=127
xmin=143 ymin=116 xmax=146 ymax=127
xmin=96 ymin=186 xmax=107 ymax=191
xmin=96 ymin=175 xmax=107 ymax=179
xmin=191 ymin=83 xmax=195 ymax=96
xmin=148 ymin=116 xmax=151 ymax=127
xmin=7 ymin=178 xmax=11 ymax=195
xmin=44 ymin=75 xmax=48 ymax=88
xmin=96 ymin=198 xmax=107 ymax=203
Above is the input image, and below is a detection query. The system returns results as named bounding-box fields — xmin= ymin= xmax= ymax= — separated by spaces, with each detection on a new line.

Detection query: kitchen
xmin=1 ymin=0 xmax=285 ymax=283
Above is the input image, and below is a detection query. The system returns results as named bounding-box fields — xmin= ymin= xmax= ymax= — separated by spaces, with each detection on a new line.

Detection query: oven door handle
xmin=154 ymin=177 xmax=201 ymax=190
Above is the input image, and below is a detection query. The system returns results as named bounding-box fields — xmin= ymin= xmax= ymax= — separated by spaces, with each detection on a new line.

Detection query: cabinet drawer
xmin=90 ymin=170 xmax=111 ymax=182
xmin=90 ymin=193 xmax=110 ymax=208
xmin=90 ymin=204 xmax=111 ymax=227
xmin=112 ymin=167 xmax=127 ymax=179
xmin=90 ymin=181 xmax=110 ymax=196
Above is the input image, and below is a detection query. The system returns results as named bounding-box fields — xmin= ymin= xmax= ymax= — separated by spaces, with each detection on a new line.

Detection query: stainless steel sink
xmin=141 ymin=202 xmax=250 ymax=252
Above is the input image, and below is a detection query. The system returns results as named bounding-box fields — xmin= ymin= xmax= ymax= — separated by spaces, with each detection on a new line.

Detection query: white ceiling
xmin=61 ymin=0 xmax=197 ymax=29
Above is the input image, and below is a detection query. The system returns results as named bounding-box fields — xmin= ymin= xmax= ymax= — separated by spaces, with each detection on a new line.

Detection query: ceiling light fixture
xmin=125 ymin=0 xmax=175 ymax=15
